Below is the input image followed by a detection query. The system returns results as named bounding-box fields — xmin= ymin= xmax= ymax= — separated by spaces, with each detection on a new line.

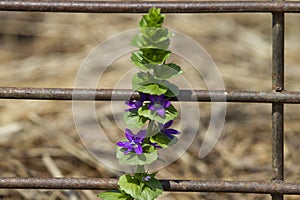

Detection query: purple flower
xmin=159 ymin=120 xmax=180 ymax=139
xmin=150 ymin=141 xmax=162 ymax=149
xmin=148 ymin=95 xmax=170 ymax=117
xmin=117 ymin=129 xmax=146 ymax=155
xmin=142 ymin=175 xmax=151 ymax=182
xmin=125 ymin=93 xmax=147 ymax=112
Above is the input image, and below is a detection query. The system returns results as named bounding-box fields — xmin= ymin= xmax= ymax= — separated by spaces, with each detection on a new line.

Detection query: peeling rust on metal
xmin=271 ymin=1 xmax=285 ymax=199
xmin=1 ymin=87 xmax=300 ymax=103
xmin=0 ymin=177 xmax=118 ymax=190
xmin=0 ymin=1 xmax=300 ymax=13
xmin=0 ymin=0 xmax=296 ymax=197
xmin=0 ymin=178 xmax=300 ymax=194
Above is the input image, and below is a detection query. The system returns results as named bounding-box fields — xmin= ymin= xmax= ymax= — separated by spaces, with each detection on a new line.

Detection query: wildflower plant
xmin=98 ymin=7 xmax=183 ymax=200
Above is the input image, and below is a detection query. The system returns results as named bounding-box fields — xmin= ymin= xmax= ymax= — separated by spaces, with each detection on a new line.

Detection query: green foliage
xmin=145 ymin=120 xmax=160 ymax=137
xmin=150 ymin=132 xmax=178 ymax=148
xmin=132 ymin=28 xmax=172 ymax=50
xmin=116 ymin=146 xmax=158 ymax=165
xmin=118 ymin=173 xmax=163 ymax=200
xmin=97 ymin=191 xmax=133 ymax=200
xmin=132 ymin=72 xmax=167 ymax=95
xmin=132 ymin=72 xmax=179 ymax=97
xmin=131 ymin=49 xmax=171 ymax=70
xmin=139 ymin=7 xmax=165 ymax=28
xmin=161 ymin=81 xmax=180 ymax=97
xmin=138 ymin=104 xmax=178 ymax=124
xmin=123 ymin=111 xmax=148 ymax=129
xmin=153 ymin=63 xmax=183 ymax=79
xmin=118 ymin=174 xmax=142 ymax=199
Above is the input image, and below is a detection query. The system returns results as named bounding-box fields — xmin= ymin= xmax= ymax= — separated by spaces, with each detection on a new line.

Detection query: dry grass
xmin=0 ymin=8 xmax=300 ymax=200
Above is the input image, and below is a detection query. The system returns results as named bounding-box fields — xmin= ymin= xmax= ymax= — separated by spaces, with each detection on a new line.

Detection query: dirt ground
xmin=0 ymin=3 xmax=300 ymax=200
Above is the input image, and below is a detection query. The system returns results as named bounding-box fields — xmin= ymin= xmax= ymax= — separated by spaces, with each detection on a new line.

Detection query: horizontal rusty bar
xmin=0 ymin=1 xmax=300 ymax=13
xmin=0 ymin=87 xmax=300 ymax=103
xmin=0 ymin=177 xmax=300 ymax=194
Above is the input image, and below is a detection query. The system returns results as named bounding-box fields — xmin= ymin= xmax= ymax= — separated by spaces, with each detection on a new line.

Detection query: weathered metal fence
xmin=0 ymin=1 xmax=299 ymax=199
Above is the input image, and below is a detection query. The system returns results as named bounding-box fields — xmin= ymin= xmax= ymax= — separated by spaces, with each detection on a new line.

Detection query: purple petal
xmin=117 ymin=141 xmax=131 ymax=148
xmin=140 ymin=93 xmax=147 ymax=102
xmin=165 ymin=129 xmax=180 ymax=135
xmin=148 ymin=104 xmax=156 ymax=111
xmin=163 ymin=120 xmax=173 ymax=128
xmin=125 ymin=100 xmax=142 ymax=111
xmin=143 ymin=175 xmax=151 ymax=182
xmin=117 ymin=141 xmax=134 ymax=154
xmin=164 ymin=100 xmax=171 ymax=108
xmin=136 ymin=130 xmax=146 ymax=140
xmin=149 ymin=95 xmax=155 ymax=103
xmin=136 ymin=138 xmax=144 ymax=144
xmin=125 ymin=129 xmax=134 ymax=141
xmin=156 ymin=108 xmax=165 ymax=116
xmin=164 ymin=133 xmax=174 ymax=139
xmin=151 ymin=142 xmax=162 ymax=149
xmin=124 ymin=147 xmax=133 ymax=154
xmin=135 ymin=138 xmax=144 ymax=144
xmin=157 ymin=94 xmax=164 ymax=100
xmin=134 ymin=144 xmax=143 ymax=154
xmin=125 ymin=101 xmax=136 ymax=107
xmin=116 ymin=141 xmax=125 ymax=147
xmin=136 ymin=101 xmax=143 ymax=107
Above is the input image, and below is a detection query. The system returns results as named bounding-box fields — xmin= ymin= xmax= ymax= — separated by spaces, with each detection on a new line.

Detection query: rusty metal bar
xmin=0 ymin=0 xmax=296 ymax=198
xmin=1 ymin=87 xmax=300 ymax=103
xmin=1 ymin=178 xmax=300 ymax=194
xmin=0 ymin=1 xmax=300 ymax=13
xmin=271 ymin=0 xmax=285 ymax=199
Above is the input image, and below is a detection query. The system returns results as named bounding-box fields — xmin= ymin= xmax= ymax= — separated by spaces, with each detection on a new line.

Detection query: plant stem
xmin=146 ymin=120 xmax=159 ymax=137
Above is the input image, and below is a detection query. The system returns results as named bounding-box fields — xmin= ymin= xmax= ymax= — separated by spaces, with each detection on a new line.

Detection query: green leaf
xmin=118 ymin=173 xmax=163 ymax=200
xmin=142 ymin=143 xmax=156 ymax=153
xmin=159 ymin=80 xmax=180 ymax=97
xmin=97 ymin=191 xmax=133 ymax=200
xmin=138 ymin=173 xmax=163 ymax=200
xmin=141 ymin=48 xmax=171 ymax=64
xmin=153 ymin=63 xmax=183 ymax=79
xmin=146 ymin=120 xmax=160 ymax=137
xmin=131 ymin=72 xmax=179 ymax=96
xmin=131 ymin=49 xmax=171 ymax=69
xmin=116 ymin=146 xmax=158 ymax=165
xmin=139 ymin=7 xmax=165 ymax=28
xmin=137 ymin=83 xmax=168 ymax=95
xmin=138 ymin=104 xmax=178 ymax=124
xmin=132 ymin=28 xmax=172 ymax=50
xmin=131 ymin=51 xmax=152 ymax=71
xmin=145 ymin=28 xmax=171 ymax=42
xmin=123 ymin=111 xmax=148 ymax=129
xmin=132 ymin=72 xmax=167 ymax=95
xmin=132 ymin=72 xmax=153 ymax=87
xmin=139 ymin=185 xmax=163 ymax=200
xmin=118 ymin=174 xmax=142 ymax=199
xmin=131 ymin=34 xmax=170 ymax=50
xmin=145 ymin=176 xmax=163 ymax=192
xmin=140 ymin=28 xmax=170 ymax=42
xmin=150 ymin=132 xmax=178 ymax=148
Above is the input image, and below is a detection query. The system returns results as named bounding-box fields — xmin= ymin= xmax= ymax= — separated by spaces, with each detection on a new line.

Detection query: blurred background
xmin=0 ymin=1 xmax=300 ymax=199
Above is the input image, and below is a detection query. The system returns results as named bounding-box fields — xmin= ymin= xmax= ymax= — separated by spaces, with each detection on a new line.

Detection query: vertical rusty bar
xmin=272 ymin=0 xmax=285 ymax=199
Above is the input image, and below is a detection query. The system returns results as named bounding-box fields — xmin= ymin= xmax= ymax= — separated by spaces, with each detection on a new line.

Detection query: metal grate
xmin=0 ymin=1 xmax=298 ymax=199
